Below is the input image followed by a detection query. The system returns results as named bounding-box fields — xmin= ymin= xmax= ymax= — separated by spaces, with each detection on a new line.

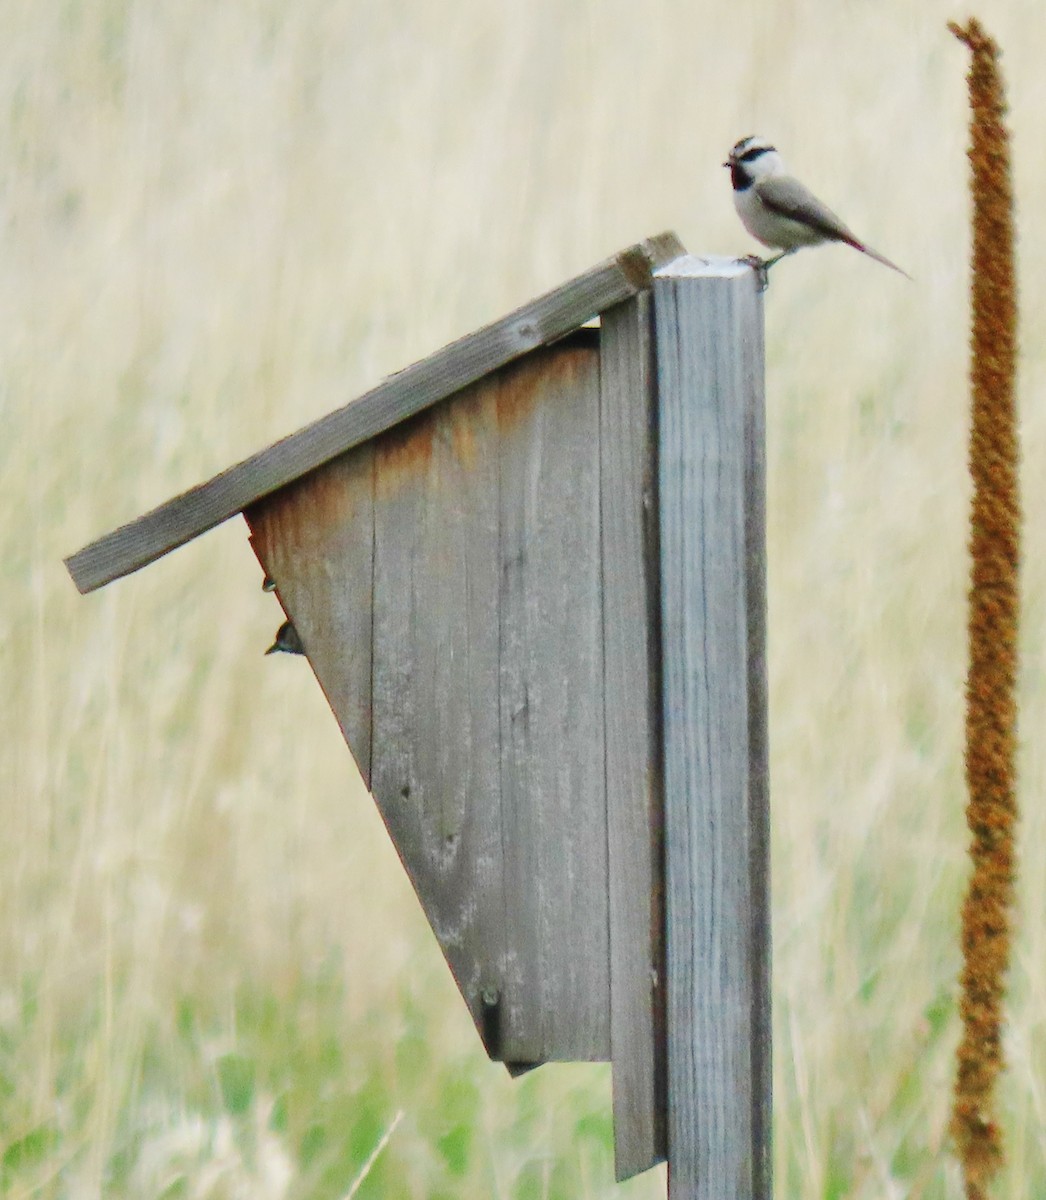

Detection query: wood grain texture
xmin=65 ymin=233 xmax=686 ymax=594
xmin=653 ymin=257 xmax=769 ymax=1200
xmin=369 ymin=378 xmax=505 ymax=1046
xmin=740 ymin=265 xmax=771 ymax=1198
xmin=244 ymin=445 xmax=375 ymax=786
xmin=497 ymin=341 xmax=610 ymax=1063
xmin=367 ymin=337 xmax=612 ymax=1063
xmin=599 ymin=293 xmax=667 ymax=1180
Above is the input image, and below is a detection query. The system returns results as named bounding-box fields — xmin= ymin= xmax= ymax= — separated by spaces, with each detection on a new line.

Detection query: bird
xmin=724 ymin=136 xmax=909 ymax=278
xmin=265 ymin=620 xmax=305 ymax=657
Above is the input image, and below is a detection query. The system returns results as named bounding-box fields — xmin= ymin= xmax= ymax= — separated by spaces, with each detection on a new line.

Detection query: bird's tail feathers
xmin=852 ymin=239 xmax=911 ymax=280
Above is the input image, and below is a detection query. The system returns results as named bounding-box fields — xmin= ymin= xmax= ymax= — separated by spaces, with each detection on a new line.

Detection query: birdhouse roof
xmin=65 ymin=233 xmax=685 ymax=594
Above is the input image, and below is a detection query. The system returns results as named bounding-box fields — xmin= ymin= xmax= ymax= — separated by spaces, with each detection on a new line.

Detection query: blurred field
xmin=3 ymin=0 xmax=1045 ymax=1196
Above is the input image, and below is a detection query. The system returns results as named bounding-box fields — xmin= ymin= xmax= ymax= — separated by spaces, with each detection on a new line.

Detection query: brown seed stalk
xmin=947 ymin=18 xmax=1020 ymax=1200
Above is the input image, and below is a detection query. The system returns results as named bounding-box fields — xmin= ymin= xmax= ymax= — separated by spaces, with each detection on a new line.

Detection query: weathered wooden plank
xmin=244 ymin=444 xmax=375 ymax=786
xmin=654 ymin=257 xmax=769 ymax=1200
xmin=65 ymin=233 xmax=686 ymax=595
xmin=740 ymin=270 xmax=771 ymax=1192
xmin=369 ymin=376 xmax=505 ymax=1046
xmin=599 ymin=293 xmax=667 ymax=1180
xmin=497 ymin=340 xmax=610 ymax=1063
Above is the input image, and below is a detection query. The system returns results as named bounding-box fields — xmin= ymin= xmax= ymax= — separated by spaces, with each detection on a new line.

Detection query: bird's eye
xmin=739 ymin=146 xmax=771 ymax=164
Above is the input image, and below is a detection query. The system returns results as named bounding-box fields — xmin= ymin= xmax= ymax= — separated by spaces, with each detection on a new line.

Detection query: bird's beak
xmin=264 ymin=643 xmax=277 ymax=655
xmin=722 ymin=160 xmax=732 ymax=168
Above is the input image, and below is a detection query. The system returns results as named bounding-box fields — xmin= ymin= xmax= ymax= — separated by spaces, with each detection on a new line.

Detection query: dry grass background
xmin=3 ymin=0 xmax=1045 ymax=1196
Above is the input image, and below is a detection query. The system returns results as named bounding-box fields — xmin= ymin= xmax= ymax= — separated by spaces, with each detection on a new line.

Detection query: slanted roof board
xmin=65 ymin=232 xmax=685 ymax=594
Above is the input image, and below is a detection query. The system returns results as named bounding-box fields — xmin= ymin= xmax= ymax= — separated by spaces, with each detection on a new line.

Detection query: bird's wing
xmin=754 ymin=174 xmax=860 ymax=247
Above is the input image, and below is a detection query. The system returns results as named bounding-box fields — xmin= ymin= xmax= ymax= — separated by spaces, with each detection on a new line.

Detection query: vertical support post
xmin=654 ymin=257 xmax=770 ymax=1200
xmin=600 ymin=292 xmax=667 ymax=1180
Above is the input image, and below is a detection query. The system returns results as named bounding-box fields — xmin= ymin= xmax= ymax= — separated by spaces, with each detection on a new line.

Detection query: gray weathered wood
xmin=740 ymin=268 xmax=771 ymax=1198
xmin=244 ymin=444 xmax=375 ymax=786
xmin=497 ymin=339 xmax=610 ymax=1063
xmin=369 ymin=377 xmax=505 ymax=1046
xmin=65 ymin=233 xmax=686 ymax=594
xmin=599 ymin=293 xmax=667 ymax=1180
xmin=654 ymin=257 xmax=769 ymax=1200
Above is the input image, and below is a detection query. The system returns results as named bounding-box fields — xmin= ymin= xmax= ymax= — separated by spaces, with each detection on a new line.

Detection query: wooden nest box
xmin=67 ymin=235 xmax=771 ymax=1199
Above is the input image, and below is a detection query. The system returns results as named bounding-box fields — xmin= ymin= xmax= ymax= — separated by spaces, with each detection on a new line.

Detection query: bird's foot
xmin=740 ymin=250 xmax=792 ymax=292
xmin=740 ymin=254 xmax=771 ymax=292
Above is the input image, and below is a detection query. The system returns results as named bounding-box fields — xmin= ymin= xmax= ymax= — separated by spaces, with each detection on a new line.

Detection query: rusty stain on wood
xmin=450 ymin=417 xmax=479 ymax=472
xmin=496 ymin=341 xmax=597 ymax=434
xmin=372 ymin=414 xmax=435 ymax=485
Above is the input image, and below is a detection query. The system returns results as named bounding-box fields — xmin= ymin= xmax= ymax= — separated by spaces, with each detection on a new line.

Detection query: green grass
xmin=4 ymin=0 xmax=1046 ymax=1195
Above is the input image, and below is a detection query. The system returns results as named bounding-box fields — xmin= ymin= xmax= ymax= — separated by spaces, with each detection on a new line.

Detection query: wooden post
xmin=600 ymin=293 xmax=667 ymax=1179
xmin=654 ymin=257 xmax=770 ymax=1200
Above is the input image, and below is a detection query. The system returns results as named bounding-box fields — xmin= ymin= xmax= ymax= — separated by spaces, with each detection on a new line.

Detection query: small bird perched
xmin=724 ymin=136 xmax=909 ymax=278
xmin=265 ymin=620 xmax=305 ymax=657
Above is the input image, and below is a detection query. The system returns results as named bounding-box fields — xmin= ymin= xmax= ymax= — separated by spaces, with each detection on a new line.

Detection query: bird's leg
xmin=740 ymin=254 xmax=772 ymax=292
xmin=740 ymin=248 xmax=795 ymax=292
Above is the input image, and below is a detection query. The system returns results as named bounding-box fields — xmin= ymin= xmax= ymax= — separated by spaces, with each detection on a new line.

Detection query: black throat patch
xmin=729 ymin=142 xmax=773 ymax=192
xmin=730 ymin=162 xmax=755 ymax=192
